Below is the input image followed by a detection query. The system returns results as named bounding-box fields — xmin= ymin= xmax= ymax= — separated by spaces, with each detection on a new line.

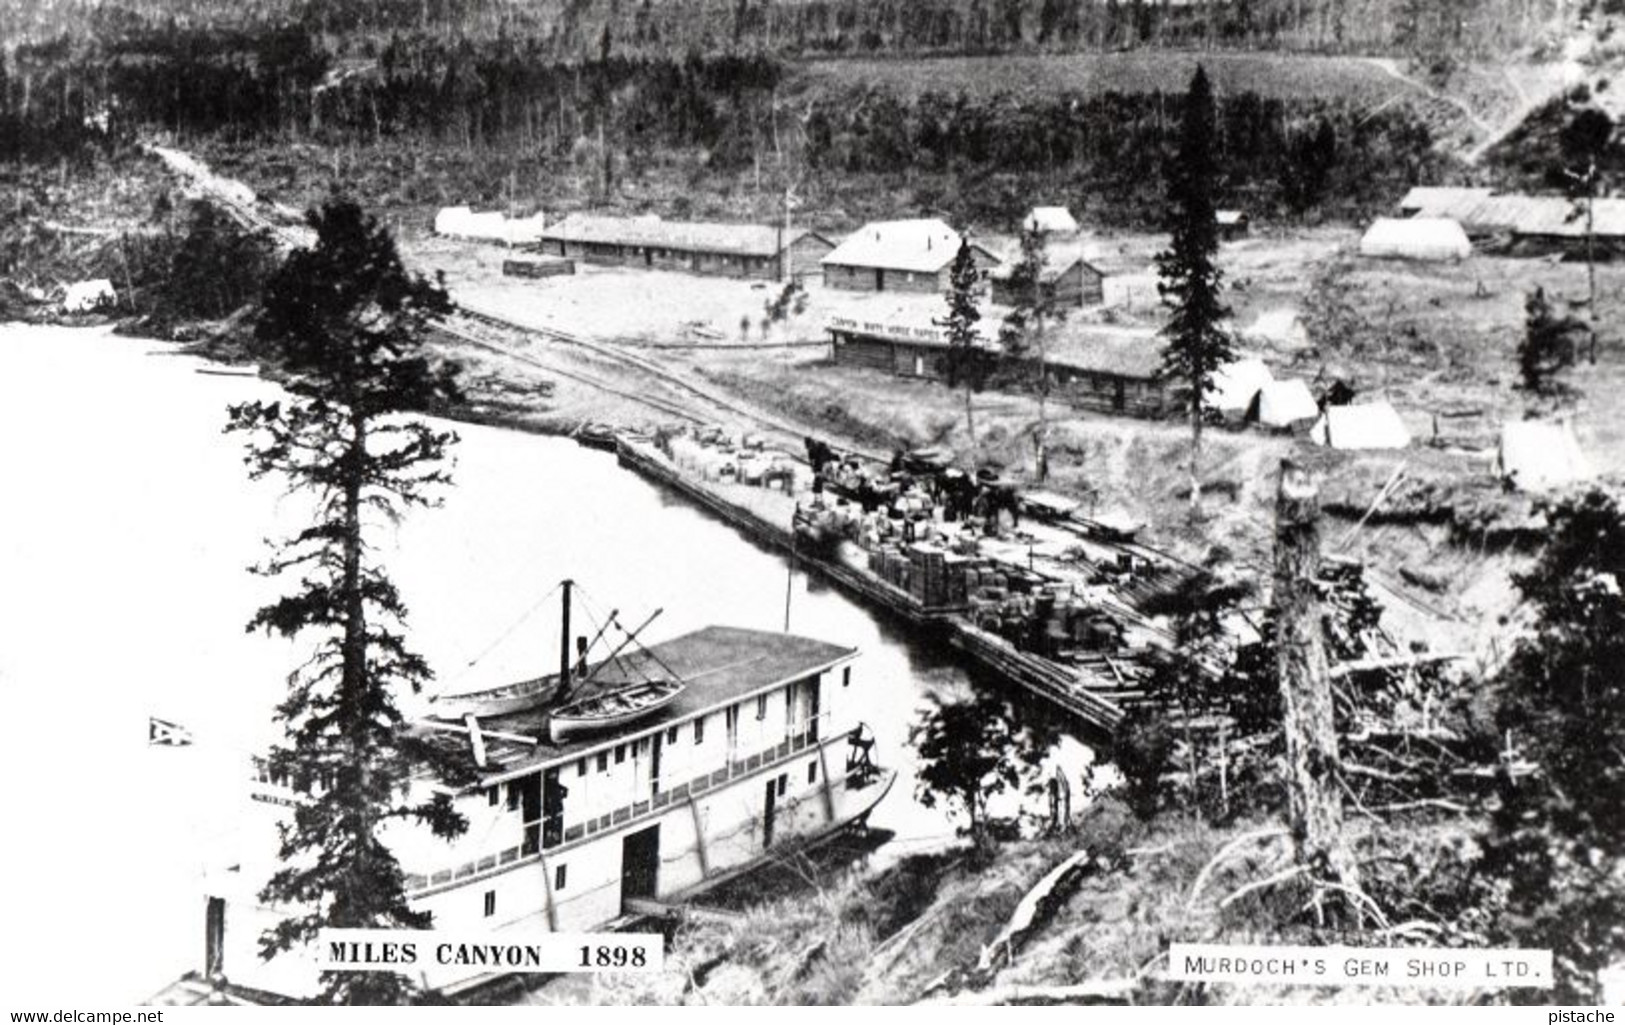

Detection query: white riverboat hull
xmin=205 ymin=753 xmax=895 ymax=1001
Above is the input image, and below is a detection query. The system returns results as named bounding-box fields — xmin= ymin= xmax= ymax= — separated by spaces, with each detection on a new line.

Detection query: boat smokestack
xmin=576 ymin=636 xmax=589 ymax=676
xmin=557 ymin=579 xmax=573 ymax=703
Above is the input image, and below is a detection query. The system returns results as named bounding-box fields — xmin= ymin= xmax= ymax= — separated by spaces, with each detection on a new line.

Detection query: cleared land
xmin=404 ymin=219 xmax=1622 ymax=666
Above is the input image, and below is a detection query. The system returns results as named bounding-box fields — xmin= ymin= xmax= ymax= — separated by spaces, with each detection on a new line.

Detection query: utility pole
xmin=1273 ymin=460 xmax=1362 ymax=921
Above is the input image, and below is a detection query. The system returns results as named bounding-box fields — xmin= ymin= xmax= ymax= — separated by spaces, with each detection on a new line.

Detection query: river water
xmin=0 ymin=325 xmax=1090 ymax=1004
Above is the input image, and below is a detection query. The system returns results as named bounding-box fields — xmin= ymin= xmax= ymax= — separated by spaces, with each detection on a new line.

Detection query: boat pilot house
xmin=216 ymin=624 xmax=893 ymax=998
xmin=827 ymin=311 xmax=1170 ymax=418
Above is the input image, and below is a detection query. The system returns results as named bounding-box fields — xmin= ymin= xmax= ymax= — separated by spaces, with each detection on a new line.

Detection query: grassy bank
xmin=540 ymin=798 xmax=1490 ymax=1005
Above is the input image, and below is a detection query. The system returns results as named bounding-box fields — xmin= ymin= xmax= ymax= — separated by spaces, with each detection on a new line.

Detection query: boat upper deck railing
xmin=402 ymin=712 xmax=879 ymax=897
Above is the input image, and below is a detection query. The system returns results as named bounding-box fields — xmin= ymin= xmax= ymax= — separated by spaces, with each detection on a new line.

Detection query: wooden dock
xmin=614 ymin=437 xmax=1130 ymax=737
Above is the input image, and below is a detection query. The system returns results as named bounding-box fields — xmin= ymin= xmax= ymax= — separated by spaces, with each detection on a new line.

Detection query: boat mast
xmin=560 ymin=578 xmax=573 ymax=693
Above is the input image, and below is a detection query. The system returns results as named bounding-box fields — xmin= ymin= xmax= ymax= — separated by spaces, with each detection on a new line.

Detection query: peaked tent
xmin=1208 ymin=357 xmax=1274 ymax=416
xmin=1250 ymin=378 xmax=1320 ymax=428
xmin=1311 ymin=402 xmax=1411 ymax=450
xmin=1359 ymin=217 xmax=1472 ymax=261
xmin=1498 ymin=420 xmax=1594 ymax=492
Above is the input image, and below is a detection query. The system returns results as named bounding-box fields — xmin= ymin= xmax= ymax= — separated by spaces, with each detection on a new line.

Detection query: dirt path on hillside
xmin=1363 ymin=58 xmax=1493 ymax=137
xmin=1363 ymin=57 xmax=1581 ymax=164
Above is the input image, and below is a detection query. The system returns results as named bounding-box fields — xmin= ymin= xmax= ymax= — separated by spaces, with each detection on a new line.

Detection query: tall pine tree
xmin=937 ymin=236 xmax=987 ymax=446
xmin=1156 ymin=65 xmax=1234 ymax=515
xmin=999 ymin=223 xmax=1066 ymax=481
xmin=226 ymin=199 xmax=469 ymax=1005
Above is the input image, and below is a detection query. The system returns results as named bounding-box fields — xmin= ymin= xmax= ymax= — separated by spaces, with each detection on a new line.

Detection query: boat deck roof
xmin=415 ymin=625 xmax=856 ymax=778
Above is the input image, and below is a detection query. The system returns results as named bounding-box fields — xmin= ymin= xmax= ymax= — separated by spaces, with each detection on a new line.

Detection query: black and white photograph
xmin=1 ymin=0 xmax=1621 ymax=1009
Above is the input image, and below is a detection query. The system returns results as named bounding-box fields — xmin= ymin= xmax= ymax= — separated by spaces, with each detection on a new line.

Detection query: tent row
xmin=1208 ymin=357 xmax=1414 ymax=450
xmin=433 ymin=207 xmax=548 ymax=246
xmin=1207 ymin=357 xmax=1321 ymax=430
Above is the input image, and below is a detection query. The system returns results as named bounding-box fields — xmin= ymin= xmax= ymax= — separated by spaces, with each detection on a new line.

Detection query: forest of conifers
xmin=0 ymin=0 xmax=1550 ymax=225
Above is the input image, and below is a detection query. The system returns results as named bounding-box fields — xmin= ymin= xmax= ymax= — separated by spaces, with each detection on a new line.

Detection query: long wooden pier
xmin=613 ymin=437 xmax=1130 ymax=736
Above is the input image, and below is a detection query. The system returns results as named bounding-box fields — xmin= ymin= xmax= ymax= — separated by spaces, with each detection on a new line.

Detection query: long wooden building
xmin=826 ymin=308 xmax=1170 ymax=417
xmin=1398 ymin=186 xmax=1625 ymax=255
xmin=535 ymin=214 xmax=835 ymax=280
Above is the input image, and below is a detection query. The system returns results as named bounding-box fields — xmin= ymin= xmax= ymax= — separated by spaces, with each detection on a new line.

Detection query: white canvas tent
xmin=1359 ymin=217 xmax=1472 ymax=261
xmin=1251 ymin=379 xmax=1320 ymax=428
xmin=62 ymin=279 xmax=115 ymax=313
xmin=1242 ymin=308 xmax=1309 ymax=351
xmin=1208 ymin=357 xmax=1273 ymax=416
xmin=1498 ymin=420 xmax=1593 ymax=492
xmin=503 ymin=212 xmax=547 ymax=245
xmin=1024 ymin=206 xmax=1080 ymax=235
xmin=435 ymin=206 xmax=543 ymax=244
xmin=1311 ymin=402 xmax=1411 ymax=450
xmin=434 ymin=206 xmax=474 ymax=236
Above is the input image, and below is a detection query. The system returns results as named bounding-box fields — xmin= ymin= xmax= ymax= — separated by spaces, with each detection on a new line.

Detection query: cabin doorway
xmin=763 ymin=778 xmax=778 ymax=847
xmin=620 ymin=825 xmax=660 ymax=907
xmin=875 ymin=268 xmax=886 ymax=291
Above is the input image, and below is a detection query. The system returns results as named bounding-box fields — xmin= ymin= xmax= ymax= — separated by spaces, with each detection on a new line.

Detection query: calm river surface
xmin=0 ymin=325 xmax=1089 ymax=1003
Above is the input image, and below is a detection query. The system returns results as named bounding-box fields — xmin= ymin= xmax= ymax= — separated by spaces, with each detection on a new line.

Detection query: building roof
xmin=1499 ymin=420 xmax=1593 ymax=492
xmin=417 ymin=626 xmax=856 ymax=780
xmin=1215 ymin=209 xmax=1249 ymax=226
xmin=1506 ymin=195 xmax=1625 ymax=238
xmin=1398 ymin=187 xmax=1625 ymax=238
xmin=1398 ymin=186 xmax=1493 ymax=216
xmin=988 ymin=242 xmax=1103 ymax=284
xmin=1043 ymin=322 xmax=1166 ymax=379
xmin=1024 ymin=206 xmax=1080 ymax=234
xmin=1360 ymin=217 xmax=1472 ymax=260
xmin=539 ymin=214 xmax=828 ymax=257
xmin=826 ymin=301 xmax=1163 ymax=379
xmin=1311 ymin=402 xmax=1411 ymax=450
xmin=821 ymin=218 xmax=1001 ymax=273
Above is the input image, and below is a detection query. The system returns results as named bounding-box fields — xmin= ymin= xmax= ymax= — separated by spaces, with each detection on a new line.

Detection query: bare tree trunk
xmin=965 ymin=383 xmax=977 ymax=447
xmin=1273 ymin=460 xmax=1361 ymax=918
xmin=1035 ymin=310 xmax=1049 ymax=482
xmin=1587 ymin=191 xmax=1599 ymax=364
xmin=1188 ymin=397 xmax=1203 ymax=513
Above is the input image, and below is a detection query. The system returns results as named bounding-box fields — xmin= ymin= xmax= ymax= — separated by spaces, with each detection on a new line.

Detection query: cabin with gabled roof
xmin=820 ymin=218 xmax=1000 ymax=294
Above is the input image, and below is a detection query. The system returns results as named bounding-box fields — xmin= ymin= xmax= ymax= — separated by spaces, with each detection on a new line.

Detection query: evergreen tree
xmin=226 ymin=199 xmax=468 ymax=1005
xmin=1561 ymin=107 xmax=1615 ymax=364
xmin=1156 ymin=65 xmax=1235 ymax=515
xmin=164 ymin=200 xmax=279 ymax=321
xmin=910 ymin=693 xmax=1053 ymax=847
xmin=936 ymin=235 xmax=987 ymax=446
xmin=1519 ymin=286 xmax=1578 ymax=392
xmin=1480 ymin=488 xmax=1625 ymax=1001
xmin=998 ymin=223 xmax=1065 ymax=481
xmin=1139 ymin=567 xmax=1251 ymax=816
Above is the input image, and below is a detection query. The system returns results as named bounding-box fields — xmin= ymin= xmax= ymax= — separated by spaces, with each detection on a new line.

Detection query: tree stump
xmin=1273 ymin=459 xmax=1362 ymax=916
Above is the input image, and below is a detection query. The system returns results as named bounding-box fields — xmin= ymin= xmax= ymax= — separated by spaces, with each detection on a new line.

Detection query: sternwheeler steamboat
xmin=195 ymin=585 xmax=895 ymax=1000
